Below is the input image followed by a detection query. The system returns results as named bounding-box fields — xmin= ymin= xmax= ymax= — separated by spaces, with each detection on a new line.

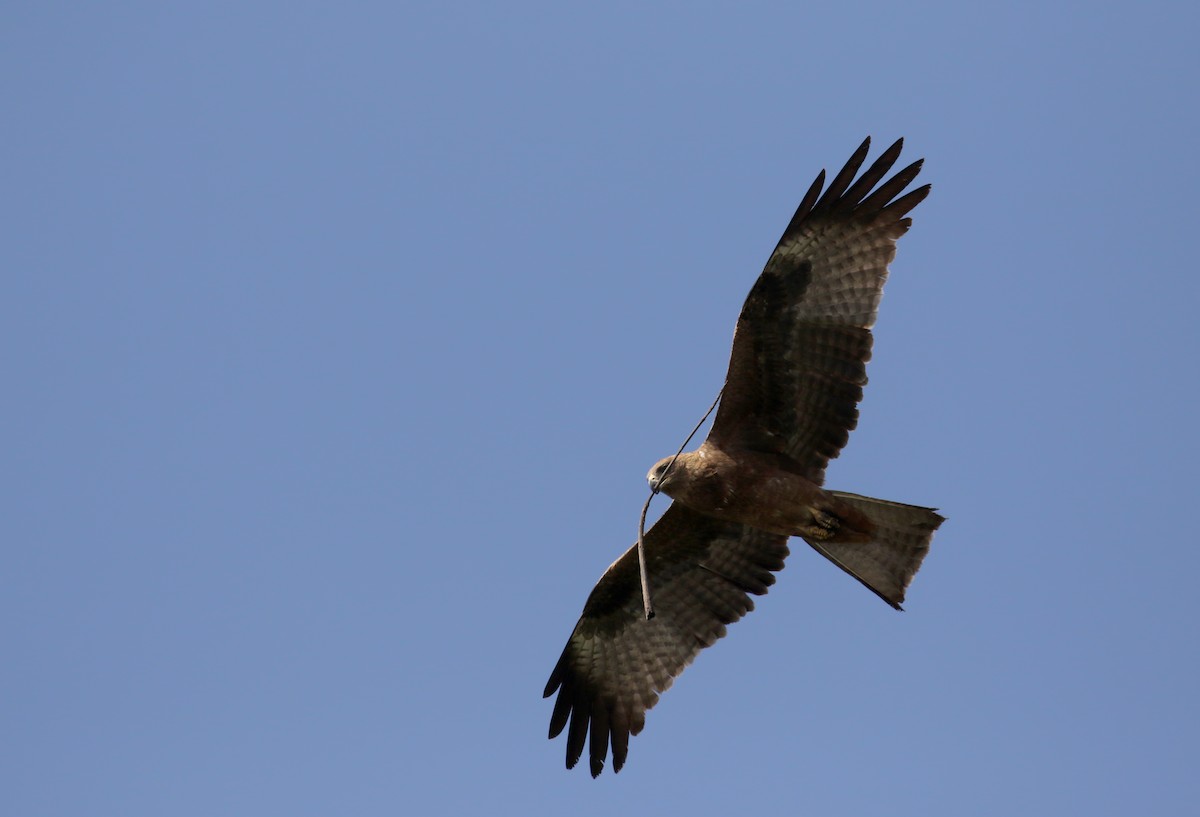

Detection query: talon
xmin=806 ymin=509 xmax=840 ymax=539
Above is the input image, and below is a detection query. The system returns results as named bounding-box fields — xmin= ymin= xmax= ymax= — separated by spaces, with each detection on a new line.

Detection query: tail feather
xmin=808 ymin=492 xmax=945 ymax=610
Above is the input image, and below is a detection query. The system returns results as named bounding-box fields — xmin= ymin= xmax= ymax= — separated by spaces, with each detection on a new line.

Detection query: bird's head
xmin=646 ymin=455 xmax=681 ymax=495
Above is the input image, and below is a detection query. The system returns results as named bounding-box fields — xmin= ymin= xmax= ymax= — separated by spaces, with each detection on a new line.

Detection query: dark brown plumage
xmin=544 ymin=138 xmax=944 ymax=777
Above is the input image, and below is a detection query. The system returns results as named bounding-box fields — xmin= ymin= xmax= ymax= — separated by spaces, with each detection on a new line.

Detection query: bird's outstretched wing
xmin=708 ymin=137 xmax=930 ymax=484
xmin=544 ymin=503 xmax=789 ymax=777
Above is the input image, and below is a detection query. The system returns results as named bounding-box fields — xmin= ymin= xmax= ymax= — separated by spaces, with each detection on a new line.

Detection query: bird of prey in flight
xmin=544 ymin=138 xmax=944 ymax=777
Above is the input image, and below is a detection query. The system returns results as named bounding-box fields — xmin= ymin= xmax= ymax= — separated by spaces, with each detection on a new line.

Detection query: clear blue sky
xmin=4 ymin=2 xmax=1198 ymax=815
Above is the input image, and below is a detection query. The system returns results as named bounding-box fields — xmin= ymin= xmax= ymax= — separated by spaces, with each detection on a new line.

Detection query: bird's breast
xmin=671 ymin=449 xmax=826 ymax=536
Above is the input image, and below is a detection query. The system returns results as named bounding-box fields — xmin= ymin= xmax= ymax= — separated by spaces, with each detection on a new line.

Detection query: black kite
xmin=544 ymin=138 xmax=944 ymax=777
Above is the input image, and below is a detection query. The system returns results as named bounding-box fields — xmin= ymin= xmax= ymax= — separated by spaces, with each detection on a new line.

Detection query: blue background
xmin=4 ymin=2 xmax=1197 ymax=814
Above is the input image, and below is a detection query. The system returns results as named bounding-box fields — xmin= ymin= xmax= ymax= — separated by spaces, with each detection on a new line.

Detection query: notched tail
xmin=807 ymin=492 xmax=945 ymax=609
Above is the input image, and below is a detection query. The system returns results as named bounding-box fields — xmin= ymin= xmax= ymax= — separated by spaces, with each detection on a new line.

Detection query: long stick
xmin=637 ymin=493 xmax=656 ymax=619
xmin=635 ymin=387 xmax=724 ymax=621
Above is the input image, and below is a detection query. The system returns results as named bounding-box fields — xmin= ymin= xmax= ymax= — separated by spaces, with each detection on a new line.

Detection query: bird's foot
xmin=804 ymin=509 xmax=840 ymax=540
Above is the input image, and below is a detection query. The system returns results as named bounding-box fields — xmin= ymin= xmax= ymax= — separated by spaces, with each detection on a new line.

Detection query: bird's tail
xmin=808 ymin=492 xmax=945 ymax=610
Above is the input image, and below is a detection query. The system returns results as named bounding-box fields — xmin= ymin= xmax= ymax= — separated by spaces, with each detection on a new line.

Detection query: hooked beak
xmin=647 ymin=459 xmax=673 ymax=494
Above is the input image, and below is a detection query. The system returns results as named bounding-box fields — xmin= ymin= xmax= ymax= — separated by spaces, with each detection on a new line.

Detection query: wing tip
xmin=780 ymin=137 xmax=928 ymax=241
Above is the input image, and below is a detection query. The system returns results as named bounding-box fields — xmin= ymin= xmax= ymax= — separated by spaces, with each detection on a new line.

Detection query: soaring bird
xmin=544 ymin=138 xmax=944 ymax=777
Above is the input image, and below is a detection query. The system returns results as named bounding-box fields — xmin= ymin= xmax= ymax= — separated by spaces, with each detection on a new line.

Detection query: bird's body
xmin=545 ymin=137 xmax=945 ymax=777
xmin=649 ymin=443 xmax=869 ymax=543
